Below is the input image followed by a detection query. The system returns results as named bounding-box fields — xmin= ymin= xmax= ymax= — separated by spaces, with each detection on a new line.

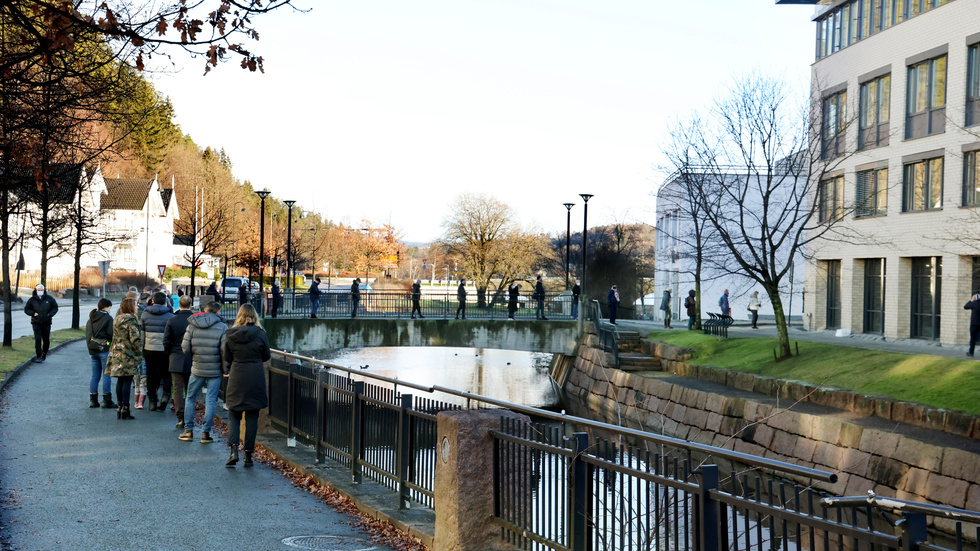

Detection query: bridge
xmin=264 ymin=318 xmax=579 ymax=356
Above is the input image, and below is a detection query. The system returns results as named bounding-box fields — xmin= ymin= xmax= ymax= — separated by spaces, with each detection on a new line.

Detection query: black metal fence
xmin=223 ymin=290 xmax=574 ymax=321
xmin=589 ymin=300 xmax=620 ymax=366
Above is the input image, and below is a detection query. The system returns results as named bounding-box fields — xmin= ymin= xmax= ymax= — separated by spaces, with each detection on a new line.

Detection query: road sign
xmin=98 ymin=260 xmax=111 ymax=277
xmin=157 ymin=264 xmax=166 ymax=279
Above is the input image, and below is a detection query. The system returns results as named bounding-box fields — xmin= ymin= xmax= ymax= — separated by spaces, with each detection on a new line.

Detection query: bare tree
xmin=665 ymin=73 xmax=861 ymax=359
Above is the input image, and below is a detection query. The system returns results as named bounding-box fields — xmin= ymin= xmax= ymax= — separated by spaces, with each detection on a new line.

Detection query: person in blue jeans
xmin=309 ymin=278 xmax=321 ymax=319
xmin=178 ymin=300 xmax=227 ymax=444
xmin=85 ymin=298 xmax=116 ymax=409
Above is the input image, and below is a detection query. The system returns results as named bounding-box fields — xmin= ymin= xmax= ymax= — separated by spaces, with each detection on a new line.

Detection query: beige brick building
xmin=783 ymin=0 xmax=980 ymax=345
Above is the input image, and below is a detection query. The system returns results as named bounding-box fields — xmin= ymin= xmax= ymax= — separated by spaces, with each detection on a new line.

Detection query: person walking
xmin=350 ymin=278 xmax=361 ymax=319
xmin=534 ymin=275 xmax=548 ymax=320
xmin=719 ymin=289 xmax=731 ymax=317
xmin=508 ymin=283 xmax=520 ymax=320
xmin=455 ymin=279 xmax=466 ymax=319
xmin=179 ymin=300 xmax=228 ymax=444
xmin=85 ymin=298 xmax=116 ymax=409
xmin=142 ymin=292 xmax=174 ymax=412
xmin=308 ymin=277 xmax=321 ymax=318
xmin=607 ymin=284 xmax=620 ymax=325
xmin=965 ymin=293 xmax=980 ymax=357
xmin=571 ymin=279 xmax=581 ymax=319
xmin=223 ymin=304 xmax=272 ymax=468
xmin=270 ymin=280 xmax=281 ymax=318
xmin=237 ymin=280 xmax=251 ymax=308
xmin=105 ymin=298 xmax=143 ymax=420
xmin=164 ymin=295 xmax=194 ymax=429
xmin=205 ymin=281 xmax=221 ymax=305
xmin=171 ymin=287 xmax=183 ymax=311
xmin=24 ymin=283 xmax=58 ymax=363
xmin=748 ymin=291 xmax=762 ymax=329
xmin=410 ymin=279 xmax=423 ymax=319
xmin=684 ymin=290 xmax=697 ymax=330
xmin=660 ymin=289 xmax=672 ymax=328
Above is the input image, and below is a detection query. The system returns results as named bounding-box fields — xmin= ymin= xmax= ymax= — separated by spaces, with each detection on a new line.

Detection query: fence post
xmin=314 ymin=368 xmax=325 ymax=464
xmin=697 ymin=465 xmax=720 ymax=551
xmin=397 ymin=393 xmax=413 ymax=509
xmin=351 ymin=381 xmax=365 ymax=484
xmin=567 ymin=432 xmax=591 ymax=551
xmin=901 ymin=512 xmax=927 ymax=551
xmin=287 ymin=359 xmax=297 ymax=447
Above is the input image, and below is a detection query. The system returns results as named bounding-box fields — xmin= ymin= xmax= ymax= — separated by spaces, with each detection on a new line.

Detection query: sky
xmin=152 ymin=1 xmax=818 ymax=243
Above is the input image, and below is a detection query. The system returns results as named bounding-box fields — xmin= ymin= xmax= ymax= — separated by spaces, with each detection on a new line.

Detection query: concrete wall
xmin=264 ymin=318 xmax=579 ymax=357
xmin=563 ymin=328 xmax=980 ymax=532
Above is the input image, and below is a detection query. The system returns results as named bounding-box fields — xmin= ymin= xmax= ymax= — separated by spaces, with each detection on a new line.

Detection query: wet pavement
xmin=0 ymin=340 xmax=396 ymax=551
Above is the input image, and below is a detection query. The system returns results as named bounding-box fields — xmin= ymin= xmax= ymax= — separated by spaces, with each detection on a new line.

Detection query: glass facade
xmin=902 ymin=156 xmax=943 ymax=212
xmin=968 ymin=45 xmax=980 ymax=126
xmin=906 ymin=56 xmax=946 ymax=139
xmin=864 ymin=258 xmax=885 ymax=334
xmin=815 ymin=0 xmax=954 ymax=61
xmin=964 ymin=151 xmax=980 ymax=207
xmin=910 ymin=257 xmax=941 ymax=339
xmin=822 ymin=91 xmax=847 ymax=159
xmin=859 ymin=75 xmax=890 ymax=149
xmin=826 ymin=260 xmax=842 ymax=330
xmin=819 ymin=176 xmax=844 ymax=222
xmin=856 ymin=168 xmax=888 ymax=217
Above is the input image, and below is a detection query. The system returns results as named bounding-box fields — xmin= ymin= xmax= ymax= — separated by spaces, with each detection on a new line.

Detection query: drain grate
xmin=281 ymin=535 xmax=377 ymax=550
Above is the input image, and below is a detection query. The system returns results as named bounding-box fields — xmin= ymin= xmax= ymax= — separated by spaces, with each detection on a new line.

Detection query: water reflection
xmin=320 ymin=346 xmax=559 ymax=408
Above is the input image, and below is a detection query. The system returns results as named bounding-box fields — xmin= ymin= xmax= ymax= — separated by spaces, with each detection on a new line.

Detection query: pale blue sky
xmin=154 ymin=1 xmax=818 ymax=242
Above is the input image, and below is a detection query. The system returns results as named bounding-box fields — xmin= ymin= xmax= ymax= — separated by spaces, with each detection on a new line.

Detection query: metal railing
xmin=224 ymin=290 xmax=574 ymax=321
xmin=266 ymin=348 xmax=980 ymax=551
xmin=588 ymin=300 xmax=620 ymax=367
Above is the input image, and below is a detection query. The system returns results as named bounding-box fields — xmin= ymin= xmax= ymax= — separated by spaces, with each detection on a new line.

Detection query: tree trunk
xmin=71 ymin=193 xmax=83 ymax=329
xmin=768 ymin=286 xmax=792 ymax=359
xmin=2 ymin=190 xmax=12 ymax=347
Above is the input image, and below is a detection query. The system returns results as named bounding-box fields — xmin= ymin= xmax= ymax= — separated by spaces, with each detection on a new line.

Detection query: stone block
xmin=733 ymin=372 xmax=755 ymax=392
xmin=925 ymin=473 xmax=969 ymax=509
xmin=838 ymin=423 xmax=864 ymax=449
xmin=944 ymin=410 xmax=976 ymax=438
xmin=705 ymin=412 xmax=723 ymax=433
xmin=700 ymin=366 xmax=728 ymax=386
xmin=582 ymin=321 xmax=596 ymax=334
xmin=669 ymin=385 xmax=684 ymax=404
xmin=752 ymin=376 xmax=777 ymax=397
xmin=891 ymin=437 xmax=943 ymax=473
xmin=965 ymin=484 xmax=980 ymax=512
xmin=672 ymin=404 xmax=689 ymax=423
xmin=679 ymin=387 xmax=700 ymax=408
xmin=755 ymin=403 xmax=774 ymax=421
xmin=705 ymin=393 xmax=725 ymax=414
xmin=719 ymin=416 xmax=746 ymax=438
xmin=857 ymin=429 xmax=900 ymax=457
xmin=844 ymin=475 xmax=875 ymax=497
xmin=722 ymin=397 xmax=747 ymax=418
xmin=901 ymin=467 xmax=931 ymax=495
xmin=792 ymin=436 xmax=818 ymax=463
xmin=630 ymin=390 xmax=646 ymax=408
xmin=839 ymin=448 xmax=872 ymax=479
xmin=771 ymin=430 xmax=798 ymax=456
xmin=810 ymin=416 xmax=843 ymax=444
xmin=940 ymin=448 xmax=980 ymax=482
xmin=811 ymin=442 xmax=843 ymax=469
xmin=752 ymin=424 xmax=775 ymax=448
xmin=874 ymin=398 xmax=893 ymax=420
xmin=661 ymin=418 xmax=680 ymax=437
xmin=767 ymin=410 xmax=805 ymax=436
xmin=592 ymin=381 xmax=608 ymax=398
xmin=890 ymin=402 xmax=926 ymax=427
xmin=921 ymin=408 xmax=948 ymax=432
xmin=848 ymin=394 xmax=877 ymax=416
xmin=614 ymin=386 xmax=628 ymax=403
xmin=686 ymin=409 xmax=709 ymax=430
xmin=733 ymin=439 xmax=767 ymax=458
xmin=867 ymin=456 xmax=909 ymax=491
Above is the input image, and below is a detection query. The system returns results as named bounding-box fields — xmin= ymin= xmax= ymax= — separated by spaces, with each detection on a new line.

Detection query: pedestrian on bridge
xmin=508 ymin=283 xmax=519 ymax=320
xmin=571 ymin=279 xmax=581 ymax=319
xmin=534 ymin=275 xmax=548 ymax=320
xmin=309 ymin=277 xmax=321 ymax=319
xmin=223 ymin=303 xmax=271 ymax=468
xmin=179 ymin=300 xmax=227 ymax=444
xmin=85 ymin=298 xmax=115 ymax=409
xmin=238 ymin=280 xmax=251 ymax=308
xmin=685 ymin=289 xmax=697 ymax=330
xmin=455 ymin=279 xmax=466 ymax=319
xmin=270 ymin=280 xmax=281 ymax=318
xmin=607 ymin=284 xmax=620 ymax=325
xmin=351 ymin=278 xmax=361 ymax=319
xmin=411 ymin=279 xmax=423 ymax=319
xmin=24 ymin=283 xmax=58 ymax=363
xmin=105 ymin=298 xmax=143 ymax=420
xmin=660 ymin=289 xmax=672 ymax=328
xmin=965 ymin=293 xmax=980 ymax=357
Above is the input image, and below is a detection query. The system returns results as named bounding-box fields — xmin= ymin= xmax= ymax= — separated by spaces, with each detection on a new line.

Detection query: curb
xmin=0 ymin=337 xmax=85 ymax=395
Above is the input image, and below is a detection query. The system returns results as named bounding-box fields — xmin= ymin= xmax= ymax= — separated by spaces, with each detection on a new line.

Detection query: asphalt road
xmin=0 ymin=340 xmax=394 ymax=550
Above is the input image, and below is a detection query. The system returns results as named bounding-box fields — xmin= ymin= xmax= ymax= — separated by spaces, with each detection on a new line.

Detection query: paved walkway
xmin=0 ymin=340 xmax=396 ymax=550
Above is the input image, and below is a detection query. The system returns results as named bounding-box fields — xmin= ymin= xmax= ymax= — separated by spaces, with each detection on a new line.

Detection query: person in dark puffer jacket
xmin=85 ymin=298 xmax=115 ymax=409
xmin=163 ymin=295 xmax=194 ymax=429
xmin=222 ymin=303 xmax=271 ymax=468
xmin=179 ymin=301 xmax=227 ymax=444
xmin=141 ymin=292 xmax=174 ymax=412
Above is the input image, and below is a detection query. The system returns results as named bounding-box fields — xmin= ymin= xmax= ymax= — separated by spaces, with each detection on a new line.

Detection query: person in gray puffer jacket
xmin=178 ymin=301 xmax=227 ymax=444
xmin=142 ymin=292 xmax=174 ymax=412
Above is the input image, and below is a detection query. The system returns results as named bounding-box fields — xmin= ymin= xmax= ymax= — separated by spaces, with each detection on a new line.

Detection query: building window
xmin=910 ymin=256 xmax=941 ymax=340
xmin=906 ymin=55 xmax=946 ymax=139
xmin=964 ymin=151 xmax=980 ymax=207
xmin=902 ymin=156 xmax=943 ymax=212
xmin=972 ymin=257 xmax=980 ymax=295
xmin=864 ymin=258 xmax=885 ymax=334
xmin=859 ymin=75 xmax=890 ymax=149
xmin=826 ymin=260 xmax=842 ymax=330
xmin=819 ymin=176 xmax=844 ymax=222
xmin=856 ymin=168 xmax=888 ymax=217
xmin=822 ymin=90 xmax=847 ymax=159
xmin=968 ymin=45 xmax=980 ymax=126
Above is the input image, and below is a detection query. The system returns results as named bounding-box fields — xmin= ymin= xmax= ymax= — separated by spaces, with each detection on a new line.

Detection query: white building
xmin=654 ymin=170 xmax=806 ymax=325
xmin=16 ymin=164 xmax=189 ymax=279
xmin=783 ymin=0 xmax=979 ymax=344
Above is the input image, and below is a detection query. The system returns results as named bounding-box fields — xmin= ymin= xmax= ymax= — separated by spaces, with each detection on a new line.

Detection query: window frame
xmin=859 ymin=74 xmax=891 ymax=149
xmin=906 ymin=55 xmax=947 ymax=139
xmin=964 ymin=150 xmax=980 ymax=207
xmin=819 ymin=175 xmax=845 ymax=223
xmin=967 ymin=44 xmax=980 ymax=127
xmin=822 ymin=90 xmax=848 ymax=160
xmin=902 ymin=156 xmax=944 ymax=212
xmin=856 ymin=167 xmax=888 ymax=217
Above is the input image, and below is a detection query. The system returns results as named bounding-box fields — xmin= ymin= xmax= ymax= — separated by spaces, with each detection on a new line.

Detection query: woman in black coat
xmin=222 ymin=303 xmax=271 ymax=468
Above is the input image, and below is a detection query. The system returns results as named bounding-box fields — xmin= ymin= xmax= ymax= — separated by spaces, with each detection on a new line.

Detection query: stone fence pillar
xmin=434 ymin=409 xmax=528 ymax=551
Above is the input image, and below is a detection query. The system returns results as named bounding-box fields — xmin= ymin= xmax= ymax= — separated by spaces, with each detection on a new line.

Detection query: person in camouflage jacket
xmin=105 ymin=298 xmax=144 ymax=419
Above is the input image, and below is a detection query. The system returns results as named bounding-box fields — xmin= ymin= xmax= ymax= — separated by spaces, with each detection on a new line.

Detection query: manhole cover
xmin=281 ymin=535 xmax=377 ymax=550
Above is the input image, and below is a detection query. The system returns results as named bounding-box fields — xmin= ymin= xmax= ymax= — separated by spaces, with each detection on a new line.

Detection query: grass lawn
xmin=645 ymin=330 xmax=980 ymax=416
xmin=0 ymin=329 xmax=85 ymax=382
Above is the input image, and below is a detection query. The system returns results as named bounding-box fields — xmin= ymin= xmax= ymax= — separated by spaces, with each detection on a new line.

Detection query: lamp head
xmin=563 ymin=203 xmax=574 ymax=211
xmin=255 ymin=190 xmax=271 ymax=199
xmin=283 ymin=200 xmax=296 ymax=208
xmin=580 ymin=194 xmax=593 ymax=203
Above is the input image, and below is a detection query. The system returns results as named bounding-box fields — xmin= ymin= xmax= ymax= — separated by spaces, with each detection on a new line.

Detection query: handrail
xmin=271 ymin=348 xmax=837 ymax=483
xmin=821 ymin=493 xmax=980 ymax=524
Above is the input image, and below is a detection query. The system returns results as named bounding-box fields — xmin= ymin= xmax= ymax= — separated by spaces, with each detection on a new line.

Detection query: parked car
xmin=220 ymin=277 xmax=259 ymax=300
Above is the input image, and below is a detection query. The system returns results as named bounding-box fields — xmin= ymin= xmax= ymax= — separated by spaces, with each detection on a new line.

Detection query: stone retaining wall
xmin=565 ymin=324 xmax=980 ymax=532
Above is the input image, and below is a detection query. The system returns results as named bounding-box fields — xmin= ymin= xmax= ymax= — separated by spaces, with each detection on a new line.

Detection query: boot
xmin=156 ymin=393 xmax=170 ymax=412
xmin=121 ymin=404 xmax=135 ymax=420
xmin=226 ymin=445 xmax=239 ymax=467
xmin=89 ymin=394 xmax=100 ymax=408
xmin=134 ymin=394 xmax=144 ymax=409
xmin=101 ymin=394 xmax=117 ymax=409
xmin=243 ymin=451 xmax=253 ymax=468
xmin=148 ymin=396 xmax=158 ymax=412
xmin=117 ymin=406 xmax=122 ymax=420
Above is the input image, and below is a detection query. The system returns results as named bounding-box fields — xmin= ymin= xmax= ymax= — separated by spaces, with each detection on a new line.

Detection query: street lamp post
xmin=580 ymin=194 xmax=593 ymax=300
xmin=283 ymin=200 xmax=295 ymax=292
xmin=256 ymin=190 xmax=271 ymax=294
xmin=563 ymin=203 xmax=574 ymax=290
